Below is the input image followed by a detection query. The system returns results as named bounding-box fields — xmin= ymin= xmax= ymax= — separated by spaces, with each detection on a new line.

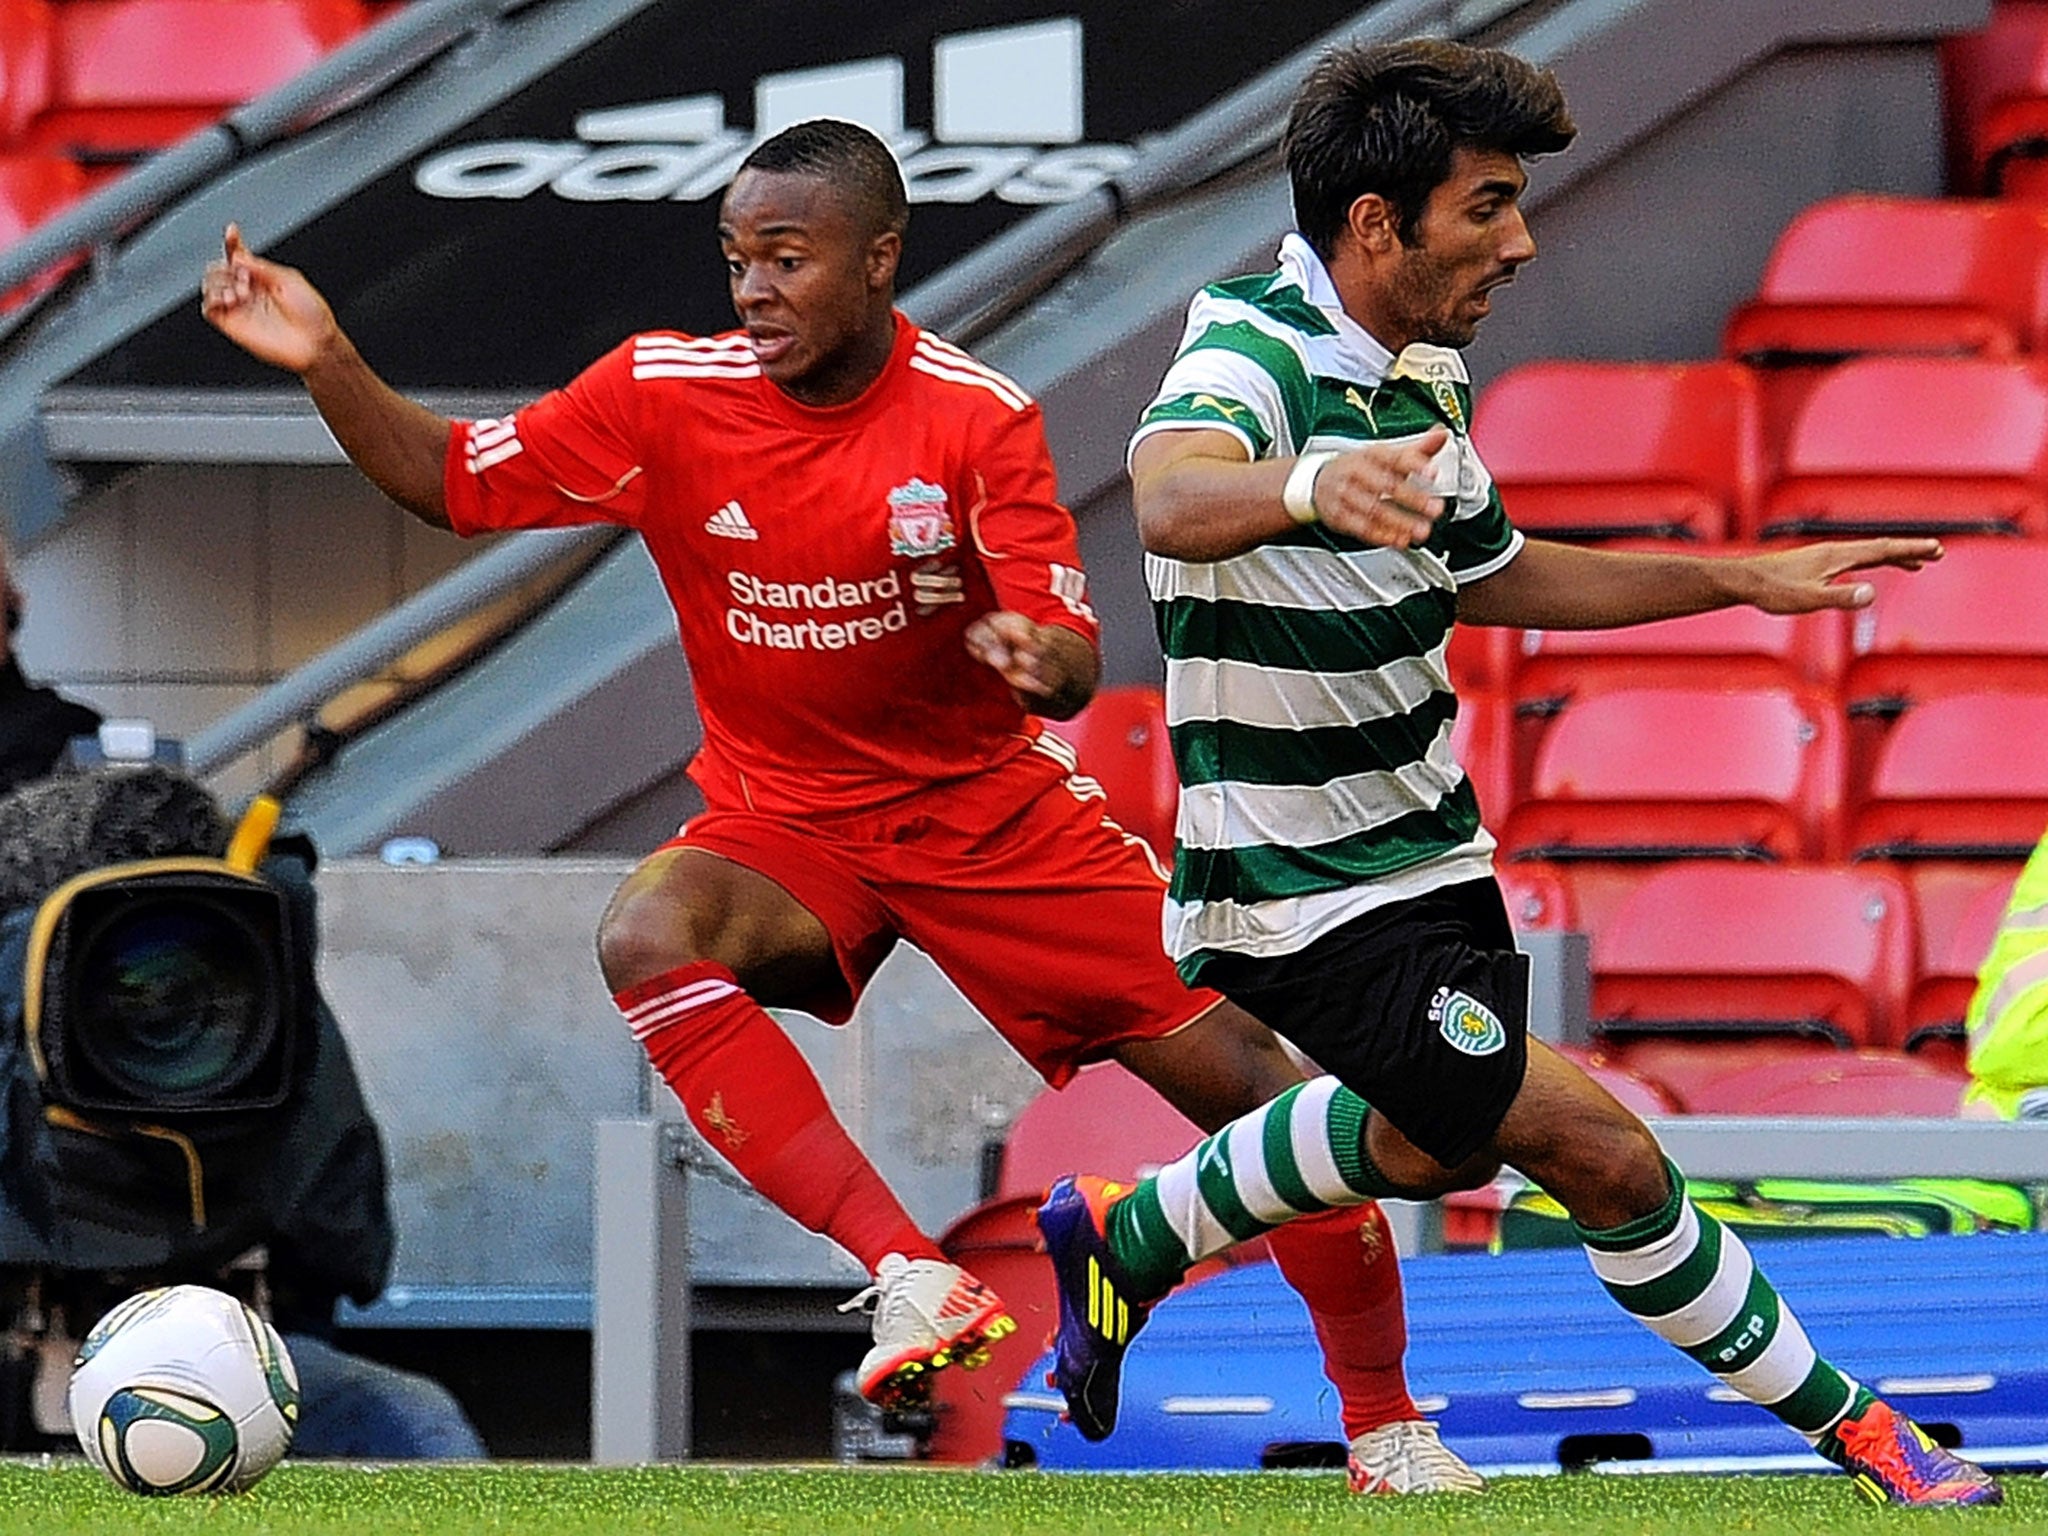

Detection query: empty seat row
xmin=1945 ymin=0 xmax=2048 ymax=197
xmin=1463 ymin=685 xmax=2048 ymax=864
xmin=1569 ymin=1042 xmax=1972 ymax=1118
xmin=1047 ymin=687 xmax=2031 ymax=1048
xmin=1056 ymin=678 xmax=2048 ymax=871
xmin=1447 ymin=538 xmax=2048 ymax=704
xmin=1724 ymin=194 xmax=2048 ymax=362
xmin=996 ymin=1040 xmax=1974 ymax=1251
xmin=1521 ymin=861 xmax=2014 ymax=1056
xmin=0 ymin=0 xmax=370 ymax=169
xmin=1515 ymin=868 xmax=2007 ymax=1056
xmin=1473 ymin=353 xmax=2048 ymax=542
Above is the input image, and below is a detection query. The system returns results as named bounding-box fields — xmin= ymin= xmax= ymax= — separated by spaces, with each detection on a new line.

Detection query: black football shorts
xmin=1201 ymin=878 xmax=1531 ymax=1169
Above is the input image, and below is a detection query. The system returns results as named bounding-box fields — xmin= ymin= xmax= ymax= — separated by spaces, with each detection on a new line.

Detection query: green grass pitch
xmin=2 ymin=1463 xmax=2047 ymax=1535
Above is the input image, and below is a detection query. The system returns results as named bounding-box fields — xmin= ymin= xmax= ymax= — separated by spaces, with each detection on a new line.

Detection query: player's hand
xmin=1309 ymin=426 xmax=1451 ymax=550
xmin=965 ymin=610 xmax=1063 ymax=700
xmin=199 ymin=224 xmax=343 ymax=375
xmin=1731 ymin=537 xmax=1944 ymax=613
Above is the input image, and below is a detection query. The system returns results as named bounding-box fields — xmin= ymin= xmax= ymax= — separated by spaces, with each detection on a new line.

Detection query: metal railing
xmin=184 ymin=525 xmax=613 ymax=776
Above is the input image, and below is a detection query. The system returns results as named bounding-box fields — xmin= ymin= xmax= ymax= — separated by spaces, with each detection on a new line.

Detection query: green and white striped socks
xmin=1104 ymin=1077 xmax=1397 ymax=1299
xmin=1579 ymin=1158 xmax=1869 ymax=1446
xmin=1099 ymin=1083 xmax=1869 ymax=1449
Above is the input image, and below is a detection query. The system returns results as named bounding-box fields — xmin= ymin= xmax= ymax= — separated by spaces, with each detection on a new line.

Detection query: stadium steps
xmin=1002 ymin=1232 xmax=2048 ymax=1474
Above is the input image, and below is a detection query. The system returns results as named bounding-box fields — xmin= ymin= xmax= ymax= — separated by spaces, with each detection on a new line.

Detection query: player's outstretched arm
xmin=200 ymin=224 xmax=454 ymax=528
xmin=1456 ymin=535 xmax=1944 ymax=630
xmin=1131 ymin=427 xmax=1448 ymax=563
xmin=965 ymin=611 xmax=1100 ymax=720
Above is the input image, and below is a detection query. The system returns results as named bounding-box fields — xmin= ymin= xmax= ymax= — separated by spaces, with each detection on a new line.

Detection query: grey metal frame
xmin=592 ymin=1119 xmax=692 ymax=1466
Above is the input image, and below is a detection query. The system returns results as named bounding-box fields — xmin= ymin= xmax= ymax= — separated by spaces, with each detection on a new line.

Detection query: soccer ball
xmin=68 ymin=1285 xmax=300 ymax=1495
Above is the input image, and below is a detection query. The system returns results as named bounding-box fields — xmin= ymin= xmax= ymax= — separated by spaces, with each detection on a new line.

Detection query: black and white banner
xmin=84 ymin=2 xmax=1365 ymax=391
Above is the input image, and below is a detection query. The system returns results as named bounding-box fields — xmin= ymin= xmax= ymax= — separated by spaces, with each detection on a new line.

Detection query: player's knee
xmin=1549 ymin=1106 xmax=1669 ymax=1224
xmin=595 ymin=880 xmax=712 ymax=991
xmin=1605 ymin=1117 xmax=1674 ymax=1212
xmin=1362 ymin=1122 xmax=1462 ymax=1199
xmin=1441 ymin=1152 xmax=1503 ymax=1193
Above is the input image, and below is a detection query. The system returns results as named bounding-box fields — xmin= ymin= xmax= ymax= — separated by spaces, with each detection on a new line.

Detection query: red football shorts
xmin=663 ymin=740 xmax=1220 ymax=1086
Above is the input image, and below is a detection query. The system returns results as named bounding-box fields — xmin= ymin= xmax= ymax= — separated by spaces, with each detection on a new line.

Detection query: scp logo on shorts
xmin=1429 ymin=987 xmax=1506 ymax=1057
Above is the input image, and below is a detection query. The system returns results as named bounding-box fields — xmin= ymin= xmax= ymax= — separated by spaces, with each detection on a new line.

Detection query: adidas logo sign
xmin=705 ymin=500 xmax=758 ymax=540
xmin=413 ymin=16 xmax=1135 ymax=209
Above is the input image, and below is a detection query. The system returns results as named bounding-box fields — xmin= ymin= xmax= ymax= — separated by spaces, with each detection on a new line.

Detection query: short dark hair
xmin=738 ymin=119 xmax=910 ymax=240
xmin=1285 ymin=40 xmax=1575 ymax=255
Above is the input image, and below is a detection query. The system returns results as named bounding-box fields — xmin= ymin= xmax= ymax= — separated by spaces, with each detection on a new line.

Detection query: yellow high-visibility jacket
xmin=1965 ymin=828 xmax=2048 ymax=1120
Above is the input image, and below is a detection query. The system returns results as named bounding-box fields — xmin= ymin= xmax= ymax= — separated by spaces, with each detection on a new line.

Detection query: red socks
xmin=1265 ymin=1203 xmax=1418 ymax=1438
xmin=616 ymin=962 xmax=943 ymax=1274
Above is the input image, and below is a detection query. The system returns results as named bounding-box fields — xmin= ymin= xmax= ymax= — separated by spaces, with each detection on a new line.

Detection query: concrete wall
xmin=315 ymin=859 xmax=1046 ymax=1303
xmin=11 ymin=463 xmax=489 ymax=803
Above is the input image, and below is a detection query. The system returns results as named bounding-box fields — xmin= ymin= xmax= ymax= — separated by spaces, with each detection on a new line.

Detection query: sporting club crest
xmin=1390 ymin=345 xmax=1469 ymax=433
xmin=1429 ymin=379 xmax=1468 ymax=433
xmin=1429 ymin=986 xmax=1506 ymax=1057
xmin=886 ymin=478 xmax=956 ymax=558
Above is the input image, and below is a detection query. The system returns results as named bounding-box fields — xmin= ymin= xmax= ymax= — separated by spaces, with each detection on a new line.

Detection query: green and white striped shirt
xmin=1132 ymin=234 xmax=1523 ymax=982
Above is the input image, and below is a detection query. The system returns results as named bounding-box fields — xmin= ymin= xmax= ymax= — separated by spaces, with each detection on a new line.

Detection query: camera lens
xmin=68 ymin=896 xmax=279 ymax=1107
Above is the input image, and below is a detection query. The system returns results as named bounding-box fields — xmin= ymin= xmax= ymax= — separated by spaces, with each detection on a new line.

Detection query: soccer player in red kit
xmin=201 ymin=119 xmax=1482 ymax=1491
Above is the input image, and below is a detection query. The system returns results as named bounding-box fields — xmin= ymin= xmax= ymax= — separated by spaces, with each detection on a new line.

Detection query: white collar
xmin=1275 ymin=232 xmax=1470 ymax=388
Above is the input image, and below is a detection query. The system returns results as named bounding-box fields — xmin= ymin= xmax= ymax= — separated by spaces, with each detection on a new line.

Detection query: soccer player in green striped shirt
xmin=1037 ymin=39 xmax=2000 ymax=1506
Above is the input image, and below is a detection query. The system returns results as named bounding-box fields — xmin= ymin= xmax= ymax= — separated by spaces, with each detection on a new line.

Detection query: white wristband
xmin=1282 ymin=450 xmax=1337 ymax=525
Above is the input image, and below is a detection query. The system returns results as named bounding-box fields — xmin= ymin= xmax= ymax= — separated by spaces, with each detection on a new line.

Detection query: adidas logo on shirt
xmin=705 ymin=500 xmax=759 ymax=540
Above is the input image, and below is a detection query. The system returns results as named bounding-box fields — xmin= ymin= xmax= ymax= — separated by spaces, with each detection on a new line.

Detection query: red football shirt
xmin=442 ymin=314 xmax=1099 ymax=816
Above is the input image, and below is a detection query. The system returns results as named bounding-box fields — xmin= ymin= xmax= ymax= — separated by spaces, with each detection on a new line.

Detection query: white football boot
xmin=1347 ymin=1419 xmax=1488 ymax=1494
xmin=839 ymin=1253 xmax=1016 ymax=1409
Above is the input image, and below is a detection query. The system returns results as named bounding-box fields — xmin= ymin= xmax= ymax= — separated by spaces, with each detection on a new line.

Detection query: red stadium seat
xmin=940 ymin=1059 xmax=1253 ymax=1464
xmin=1446 ymin=621 xmax=1513 ymax=694
xmin=1944 ymin=0 xmax=2048 ymax=193
xmin=28 ymin=0 xmax=368 ymax=161
xmin=1758 ymin=357 xmax=2048 ymax=540
xmin=1514 ymin=601 xmax=1846 ymax=711
xmin=1851 ymin=692 xmax=2048 ymax=859
xmin=1901 ymin=862 xmax=2022 ymax=1050
xmin=1843 ymin=539 xmax=2048 ymax=711
xmin=1598 ymin=1036 xmax=1843 ymax=1112
xmin=995 ymin=1060 xmax=1202 ymax=1201
xmin=0 ymin=149 xmax=83 ymax=245
xmin=1723 ymin=196 xmax=2048 ymax=363
xmin=1671 ymin=1050 xmax=1969 ymax=1117
xmin=1041 ymin=684 xmax=1176 ymax=864
xmin=0 ymin=151 xmax=87 ymax=307
xmin=1500 ymin=686 xmax=1845 ymax=863
xmin=930 ymin=1193 xmax=1051 ymax=1464
xmin=1497 ymin=860 xmax=1573 ymax=932
xmin=1471 ymin=360 xmax=1762 ymax=542
xmin=0 ymin=0 xmax=52 ymax=148
xmin=1550 ymin=863 xmax=1661 ymax=940
xmin=1591 ymin=864 xmax=1916 ymax=1048
xmin=1450 ymin=689 xmax=1513 ymax=829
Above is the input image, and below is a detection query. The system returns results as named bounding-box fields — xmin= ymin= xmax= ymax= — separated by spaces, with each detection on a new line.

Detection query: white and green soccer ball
xmin=68 ymin=1284 xmax=300 ymax=1496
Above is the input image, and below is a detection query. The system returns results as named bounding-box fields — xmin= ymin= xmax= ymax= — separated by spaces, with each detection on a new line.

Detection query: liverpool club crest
xmin=886 ymin=478 xmax=956 ymax=558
